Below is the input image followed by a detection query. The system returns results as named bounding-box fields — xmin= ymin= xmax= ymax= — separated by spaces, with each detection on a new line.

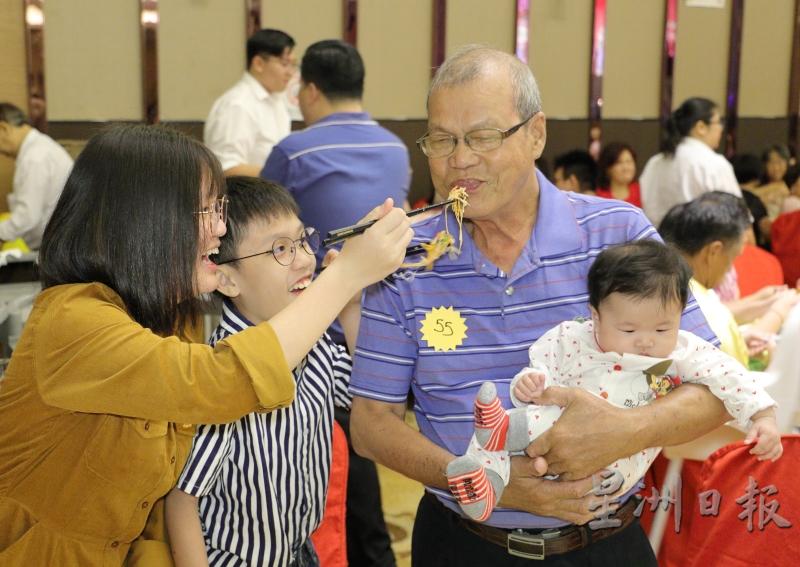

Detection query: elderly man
xmin=349 ymin=46 xmax=728 ymax=566
xmin=0 ymin=102 xmax=72 ymax=250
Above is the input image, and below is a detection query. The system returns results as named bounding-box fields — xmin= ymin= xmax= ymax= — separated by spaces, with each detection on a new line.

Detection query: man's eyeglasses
xmin=215 ymin=227 xmax=320 ymax=266
xmin=195 ymin=196 xmax=228 ymax=228
xmin=416 ymin=115 xmax=534 ymax=159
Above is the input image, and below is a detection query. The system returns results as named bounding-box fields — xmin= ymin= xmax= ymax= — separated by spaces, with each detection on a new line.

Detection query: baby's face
xmin=592 ymin=293 xmax=683 ymax=358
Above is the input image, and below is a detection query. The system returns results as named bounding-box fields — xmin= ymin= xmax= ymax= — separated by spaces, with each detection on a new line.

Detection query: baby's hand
xmin=513 ymin=371 xmax=547 ymax=403
xmin=745 ymin=415 xmax=783 ymax=461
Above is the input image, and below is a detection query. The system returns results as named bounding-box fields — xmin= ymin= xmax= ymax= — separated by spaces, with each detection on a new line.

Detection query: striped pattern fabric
xmin=178 ymin=300 xmax=352 ymax=566
xmin=447 ymin=465 xmax=496 ymax=522
xmin=474 ymin=395 xmax=508 ymax=452
xmin=350 ymin=171 xmax=718 ymax=530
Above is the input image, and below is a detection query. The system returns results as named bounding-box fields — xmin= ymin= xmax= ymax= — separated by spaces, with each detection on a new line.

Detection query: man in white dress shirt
xmin=640 ymin=97 xmax=741 ymax=227
xmin=0 ymin=103 xmax=73 ymax=250
xmin=204 ymin=29 xmax=296 ymax=177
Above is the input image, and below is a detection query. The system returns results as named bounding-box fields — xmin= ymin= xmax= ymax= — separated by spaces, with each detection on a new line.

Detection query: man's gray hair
xmin=0 ymin=103 xmax=29 ymax=126
xmin=428 ymin=45 xmax=542 ymax=120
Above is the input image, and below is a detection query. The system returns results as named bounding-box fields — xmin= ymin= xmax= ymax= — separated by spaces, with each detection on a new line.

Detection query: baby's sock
xmin=474 ymin=382 xmax=509 ymax=451
xmin=446 ymin=455 xmax=505 ymax=522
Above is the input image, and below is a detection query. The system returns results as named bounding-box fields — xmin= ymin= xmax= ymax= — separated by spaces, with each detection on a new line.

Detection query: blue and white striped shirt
xmin=351 ymin=171 xmax=718 ymax=530
xmin=178 ymin=300 xmax=352 ymax=566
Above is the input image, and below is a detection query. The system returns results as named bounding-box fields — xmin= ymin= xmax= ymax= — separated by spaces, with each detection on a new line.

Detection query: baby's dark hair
xmin=588 ymin=240 xmax=692 ymax=310
xmin=216 ymin=176 xmax=299 ymax=266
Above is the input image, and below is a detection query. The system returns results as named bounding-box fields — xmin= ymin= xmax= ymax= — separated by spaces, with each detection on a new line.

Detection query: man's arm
xmin=165 ymin=488 xmax=210 ymax=567
xmin=529 ymin=383 xmax=729 ymax=480
xmin=350 ymin=396 xmax=601 ymax=524
xmin=223 ymin=164 xmax=262 ymax=177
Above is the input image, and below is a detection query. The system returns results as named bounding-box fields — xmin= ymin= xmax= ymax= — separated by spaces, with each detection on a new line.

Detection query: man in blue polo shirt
xmin=262 ymin=39 xmax=408 ymax=567
xmin=261 ymin=39 xmax=411 ymax=266
xmin=349 ymin=46 xmax=730 ymax=566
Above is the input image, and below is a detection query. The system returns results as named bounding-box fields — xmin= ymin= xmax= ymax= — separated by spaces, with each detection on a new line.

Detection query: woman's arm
xmin=165 ymin=488 xmax=209 ymax=567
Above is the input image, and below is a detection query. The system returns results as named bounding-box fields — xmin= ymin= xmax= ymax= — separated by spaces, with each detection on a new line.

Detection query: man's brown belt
xmin=436 ymin=493 xmax=640 ymax=560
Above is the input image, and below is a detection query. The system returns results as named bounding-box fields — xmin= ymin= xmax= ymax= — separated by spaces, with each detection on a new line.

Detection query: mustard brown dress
xmin=0 ymin=283 xmax=295 ymax=565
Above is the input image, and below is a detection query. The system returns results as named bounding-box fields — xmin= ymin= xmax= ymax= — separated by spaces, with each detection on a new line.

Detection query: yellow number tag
xmin=420 ymin=306 xmax=468 ymax=352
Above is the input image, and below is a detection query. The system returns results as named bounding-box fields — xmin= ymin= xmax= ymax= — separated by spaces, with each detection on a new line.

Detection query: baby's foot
xmin=474 ymin=382 xmax=509 ymax=451
xmin=446 ymin=455 xmax=505 ymax=522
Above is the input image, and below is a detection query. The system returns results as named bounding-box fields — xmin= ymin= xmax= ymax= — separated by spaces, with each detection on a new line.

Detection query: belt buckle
xmin=506 ymin=528 xmax=560 ymax=560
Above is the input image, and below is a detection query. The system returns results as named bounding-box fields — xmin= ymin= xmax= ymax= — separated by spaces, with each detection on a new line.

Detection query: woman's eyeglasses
xmin=215 ymin=227 xmax=320 ymax=266
xmin=195 ymin=196 xmax=229 ymax=228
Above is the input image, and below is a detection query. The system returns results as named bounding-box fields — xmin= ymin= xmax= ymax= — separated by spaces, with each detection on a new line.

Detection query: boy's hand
xmin=514 ymin=371 xmax=547 ymax=403
xmin=745 ymin=415 xmax=783 ymax=461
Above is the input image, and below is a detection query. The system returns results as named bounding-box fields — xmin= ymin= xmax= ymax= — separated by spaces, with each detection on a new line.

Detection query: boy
xmin=447 ymin=239 xmax=781 ymax=522
xmin=166 ymin=177 xmax=363 ymax=566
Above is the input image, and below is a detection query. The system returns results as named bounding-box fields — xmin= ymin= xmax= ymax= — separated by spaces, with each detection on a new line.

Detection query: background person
xmin=640 ymin=97 xmax=740 ymax=227
xmin=0 ymin=102 xmax=73 ymax=250
xmin=204 ymin=29 xmax=296 ymax=177
xmin=595 ymin=142 xmax=641 ymax=207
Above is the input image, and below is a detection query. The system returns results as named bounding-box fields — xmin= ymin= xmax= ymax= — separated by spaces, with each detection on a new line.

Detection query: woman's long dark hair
xmin=39 ymin=124 xmax=225 ymax=336
xmin=662 ymin=97 xmax=717 ymax=157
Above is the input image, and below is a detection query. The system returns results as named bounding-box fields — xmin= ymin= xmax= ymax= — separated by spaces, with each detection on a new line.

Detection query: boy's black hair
xmin=588 ymin=239 xmax=692 ymax=310
xmin=216 ymin=176 xmax=299 ymax=266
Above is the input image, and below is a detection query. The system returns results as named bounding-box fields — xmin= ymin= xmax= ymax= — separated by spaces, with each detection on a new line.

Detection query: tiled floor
xmin=377 ymin=412 xmax=425 ymax=567
xmin=378 ymin=463 xmax=423 ymax=567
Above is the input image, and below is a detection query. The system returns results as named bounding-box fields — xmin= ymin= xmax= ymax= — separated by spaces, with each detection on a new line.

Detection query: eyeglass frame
xmin=416 ymin=114 xmax=535 ymax=158
xmin=194 ymin=196 xmax=229 ymax=227
xmin=214 ymin=226 xmax=320 ymax=266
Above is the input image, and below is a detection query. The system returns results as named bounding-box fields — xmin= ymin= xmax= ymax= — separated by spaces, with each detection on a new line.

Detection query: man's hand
xmin=527 ymin=386 xmax=635 ymax=480
xmin=499 ymin=456 xmax=616 ymax=525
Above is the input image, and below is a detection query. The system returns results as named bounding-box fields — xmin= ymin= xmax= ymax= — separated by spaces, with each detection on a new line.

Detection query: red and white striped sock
xmin=447 ymin=460 xmax=497 ymax=522
xmin=474 ymin=382 xmax=509 ymax=451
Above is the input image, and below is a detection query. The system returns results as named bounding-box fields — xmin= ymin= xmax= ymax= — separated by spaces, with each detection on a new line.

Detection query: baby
xmin=446 ymin=239 xmax=782 ymax=522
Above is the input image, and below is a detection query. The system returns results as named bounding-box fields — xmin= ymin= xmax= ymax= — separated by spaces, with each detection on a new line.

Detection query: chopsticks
xmin=322 ymin=199 xmax=456 ymax=247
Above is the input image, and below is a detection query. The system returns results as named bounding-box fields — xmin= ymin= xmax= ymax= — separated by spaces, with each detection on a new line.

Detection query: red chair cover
xmin=310 ymin=420 xmax=350 ymax=567
xmin=733 ymin=245 xmax=785 ymax=298
xmin=771 ymin=210 xmax=800 ymax=287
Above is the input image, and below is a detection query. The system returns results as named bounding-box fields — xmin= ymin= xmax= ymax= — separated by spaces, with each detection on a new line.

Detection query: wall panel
xmin=446 ymin=0 xmax=515 ymax=55
xmin=739 ymin=0 xmax=794 ymax=118
xmin=529 ymin=0 xmax=593 ymax=119
xmin=45 ymin=0 xmax=142 ymax=120
xmin=262 ymin=0 xmax=341 ymax=56
xmin=603 ymin=0 xmax=664 ymax=119
xmin=359 ymin=0 xmax=431 ymax=119
xmin=672 ymin=0 xmax=730 ymax=110
xmin=160 ymin=0 xmax=245 ymax=121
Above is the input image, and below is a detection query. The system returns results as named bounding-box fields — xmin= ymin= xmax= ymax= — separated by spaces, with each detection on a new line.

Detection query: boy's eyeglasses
xmin=195 ymin=196 xmax=229 ymax=228
xmin=215 ymin=227 xmax=320 ymax=266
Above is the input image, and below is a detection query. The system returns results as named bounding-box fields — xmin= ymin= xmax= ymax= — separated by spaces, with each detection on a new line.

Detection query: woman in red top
xmin=595 ymin=142 xmax=642 ymax=207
